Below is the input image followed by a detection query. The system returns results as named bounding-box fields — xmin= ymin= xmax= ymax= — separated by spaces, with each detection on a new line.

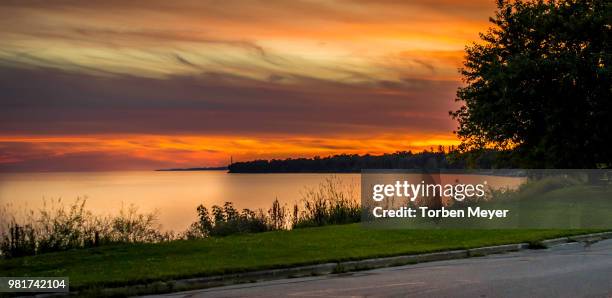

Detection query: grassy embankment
xmin=0 ymin=224 xmax=600 ymax=291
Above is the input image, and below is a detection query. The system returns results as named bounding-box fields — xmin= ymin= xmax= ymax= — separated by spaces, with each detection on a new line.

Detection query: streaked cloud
xmin=0 ymin=0 xmax=491 ymax=81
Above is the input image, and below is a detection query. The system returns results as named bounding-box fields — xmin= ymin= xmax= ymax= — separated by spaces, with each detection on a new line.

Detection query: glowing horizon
xmin=0 ymin=134 xmax=460 ymax=171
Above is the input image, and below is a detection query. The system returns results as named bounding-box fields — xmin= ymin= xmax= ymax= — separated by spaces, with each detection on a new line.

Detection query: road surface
xmin=150 ymin=239 xmax=612 ymax=298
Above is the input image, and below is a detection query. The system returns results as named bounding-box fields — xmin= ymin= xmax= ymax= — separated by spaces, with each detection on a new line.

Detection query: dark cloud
xmin=175 ymin=54 xmax=197 ymax=68
xmin=0 ymin=66 xmax=460 ymax=136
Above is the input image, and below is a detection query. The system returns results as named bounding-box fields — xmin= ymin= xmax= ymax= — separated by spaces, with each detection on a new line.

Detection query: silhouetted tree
xmin=451 ymin=0 xmax=611 ymax=168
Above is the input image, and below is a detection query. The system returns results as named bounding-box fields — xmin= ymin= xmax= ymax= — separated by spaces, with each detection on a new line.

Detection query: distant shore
xmin=155 ymin=166 xmax=228 ymax=171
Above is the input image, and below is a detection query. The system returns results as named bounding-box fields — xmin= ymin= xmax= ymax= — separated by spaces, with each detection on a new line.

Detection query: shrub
xmin=186 ymin=200 xmax=288 ymax=237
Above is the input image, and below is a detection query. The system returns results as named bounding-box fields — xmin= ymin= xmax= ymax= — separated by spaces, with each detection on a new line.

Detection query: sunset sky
xmin=0 ymin=0 xmax=496 ymax=171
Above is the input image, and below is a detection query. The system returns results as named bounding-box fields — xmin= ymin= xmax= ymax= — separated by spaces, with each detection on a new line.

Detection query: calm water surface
xmin=0 ymin=171 xmax=359 ymax=231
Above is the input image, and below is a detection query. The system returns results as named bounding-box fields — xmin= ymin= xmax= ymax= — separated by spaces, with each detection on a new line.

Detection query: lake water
xmin=0 ymin=171 xmax=527 ymax=232
xmin=0 ymin=171 xmax=360 ymax=231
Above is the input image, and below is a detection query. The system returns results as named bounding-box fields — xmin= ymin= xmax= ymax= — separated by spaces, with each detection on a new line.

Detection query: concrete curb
xmin=540 ymin=237 xmax=569 ymax=247
xmin=540 ymin=231 xmax=612 ymax=248
xmin=339 ymin=249 xmax=468 ymax=272
xmin=90 ymin=231 xmax=612 ymax=296
xmin=568 ymin=231 xmax=612 ymax=243
xmin=467 ymin=243 xmax=528 ymax=257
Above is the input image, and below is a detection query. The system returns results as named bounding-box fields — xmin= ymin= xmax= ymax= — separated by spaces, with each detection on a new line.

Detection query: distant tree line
xmin=228 ymin=148 xmax=519 ymax=173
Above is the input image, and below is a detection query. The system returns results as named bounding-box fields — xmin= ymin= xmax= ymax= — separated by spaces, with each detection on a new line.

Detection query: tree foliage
xmin=452 ymin=0 xmax=611 ymax=168
xmin=229 ymin=150 xmax=452 ymax=173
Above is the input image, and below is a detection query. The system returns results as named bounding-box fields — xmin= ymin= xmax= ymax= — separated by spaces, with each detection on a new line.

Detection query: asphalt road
xmin=151 ymin=239 xmax=612 ymax=298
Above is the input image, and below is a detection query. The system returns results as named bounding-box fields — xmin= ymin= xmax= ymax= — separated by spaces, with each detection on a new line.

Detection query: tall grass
xmin=1 ymin=176 xmax=361 ymax=258
xmin=292 ymin=176 xmax=360 ymax=228
xmin=0 ymin=198 xmax=171 ymax=258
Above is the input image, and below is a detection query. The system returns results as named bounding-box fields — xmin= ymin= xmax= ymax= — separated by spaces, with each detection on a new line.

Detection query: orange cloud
xmin=0 ymin=134 xmax=459 ymax=171
xmin=0 ymin=0 xmax=493 ymax=83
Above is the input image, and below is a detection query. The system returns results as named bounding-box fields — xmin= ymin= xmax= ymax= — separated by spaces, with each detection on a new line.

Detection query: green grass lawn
xmin=0 ymin=224 xmax=600 ymax=291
